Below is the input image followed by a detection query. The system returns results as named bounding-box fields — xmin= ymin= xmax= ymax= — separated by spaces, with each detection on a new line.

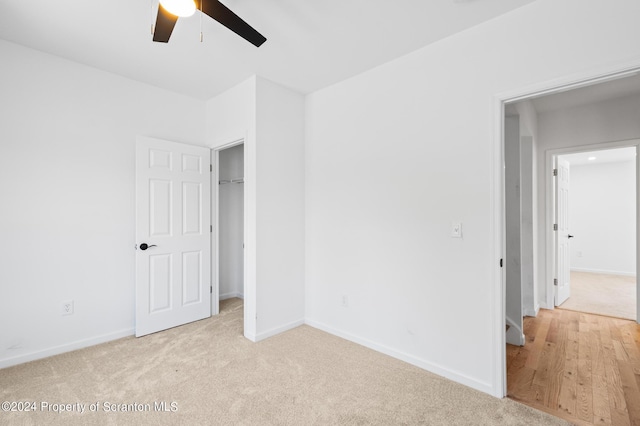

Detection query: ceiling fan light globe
xmin=159 ymin=0 xmax=196 ymax=17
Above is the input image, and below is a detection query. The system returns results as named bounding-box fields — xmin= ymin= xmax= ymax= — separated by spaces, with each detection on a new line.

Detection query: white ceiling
xmin=530 ymin=72 xmax=640 ymax=114
xmin=504 ymin=71 xmax=640 ymax=118
xmin=561 ymin=146 xmax=637 ymax=167
xmin=0 ymin=0 xmax=535 ymax=100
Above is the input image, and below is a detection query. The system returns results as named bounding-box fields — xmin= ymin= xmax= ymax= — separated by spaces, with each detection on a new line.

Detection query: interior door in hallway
xmin=135 ymin=136 xmax=211 ymax=337
xmin=555 ymin=158 xmax=571 ymax=306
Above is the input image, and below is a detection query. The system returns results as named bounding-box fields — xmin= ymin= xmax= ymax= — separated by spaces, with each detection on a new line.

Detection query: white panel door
xmin=135 ymin=136 xmax=211 ymax=337
xmin=555 ymin=159 xmax=571 ymax=306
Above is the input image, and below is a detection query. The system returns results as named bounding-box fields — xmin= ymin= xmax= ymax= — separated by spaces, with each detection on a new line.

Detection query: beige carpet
xmin=559 ymin=271 xmax=637 ymax=320
xmin=0 ymin=299 xmax=569 ymax=426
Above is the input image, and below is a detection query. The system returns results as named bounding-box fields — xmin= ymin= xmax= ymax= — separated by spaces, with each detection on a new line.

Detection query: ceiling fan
xmin=153 ymin=0 xmax=266 ymax=47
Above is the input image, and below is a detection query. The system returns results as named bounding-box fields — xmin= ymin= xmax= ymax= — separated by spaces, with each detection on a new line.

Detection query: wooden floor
xmin=507 ymin=308 xmax=640 ymax=426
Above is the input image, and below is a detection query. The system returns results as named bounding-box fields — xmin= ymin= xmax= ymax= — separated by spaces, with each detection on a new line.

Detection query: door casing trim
xmin=492 ymin=59 xmax=640 ymax=398
xmin=545 ymin=141 xmax=640 ymax=313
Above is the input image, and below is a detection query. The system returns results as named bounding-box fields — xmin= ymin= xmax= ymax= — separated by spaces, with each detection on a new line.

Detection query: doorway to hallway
xmin=552 ymin=146 xmax=637 ymax=321
xmin=498 ymin=66 xmax=640 ymax=403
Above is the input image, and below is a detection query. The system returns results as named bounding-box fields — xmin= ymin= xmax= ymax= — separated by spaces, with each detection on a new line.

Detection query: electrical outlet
xmin=341 ymin=295 xmax=349 ymax=307
xmin=577 ymin=251 xmax=583 ymax=258
xmin=451 ymin=222 xmax=462 ymax=238
xmin=61 ymin=300 xmax=74 ymax=316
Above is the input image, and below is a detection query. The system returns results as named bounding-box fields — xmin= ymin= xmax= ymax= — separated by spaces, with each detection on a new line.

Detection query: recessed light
xmin=588 ymin=156 xmax=596 ymax=161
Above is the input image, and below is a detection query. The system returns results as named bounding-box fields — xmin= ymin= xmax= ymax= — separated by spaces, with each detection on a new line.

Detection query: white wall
xmin=254 ymin=77 xmax=306 ymax=338
xmin=305 ymin=0 xmax=640 ymax=396
xmin=504 ymin=100 xmax=538 ymax=337
xmin=517 ymin=101 xmax=539 ymax=142
xmin=537 ymin=93 xmax=640 ymax=306
xmin=568 ymin=160 xmax=636 ymax=275
xmin=504 ymin=116 xmax=523 ymax=345
xmin=219 ymin=144 xmax=245 ymax=299
xmin=519 ymin=136 xmax=535 ymax=317
xmin=205 ymin=77 xmax=256 ymax=148
xmin=0 ymin=40 xmax=205 ymax=368
xmin=206 ymin=76 xmax=306 ymax=341
xmin=516 ymin=101 xmax=539 ymax=317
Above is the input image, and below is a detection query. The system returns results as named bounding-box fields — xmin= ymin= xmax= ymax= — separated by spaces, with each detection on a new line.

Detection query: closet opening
xmin=213 ymin=142 xmax=245 ymax=317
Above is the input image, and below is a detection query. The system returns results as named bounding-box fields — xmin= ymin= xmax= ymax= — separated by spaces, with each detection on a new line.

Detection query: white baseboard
xmin=0 ymin=328 xmax=134 ymax=370
xmin=505 ymin=316 xmax=525 ymax=346
xmin=254 ymin=318 xmax=305 ymax=342
xmin=305 ymin=319 xmax=494 ymax=396
xmin=523 ymin=303 xmax=540 ymax=317
xmin=571 ymin=267 xmax=635 ymax=277
xmin=220 ymin=292 xmax=244 ymax=300
xmin=539 ymin=300 xmax=553 ymax=310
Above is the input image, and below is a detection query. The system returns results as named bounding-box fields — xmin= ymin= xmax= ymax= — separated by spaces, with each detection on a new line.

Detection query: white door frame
xmin=492 ymin=60 xmax=640 ymax=398
xmin=211 ymin=139 xmax=246 ymax=316
xmin=209 ymin=135 xmax=257 ymax=341
xmin=545 ymin=141 xmax=640 ymax=313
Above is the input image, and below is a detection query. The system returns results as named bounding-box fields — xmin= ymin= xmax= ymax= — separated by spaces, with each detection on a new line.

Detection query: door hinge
xmin=553 ymin=278 xmax=558 ymax=286
xmin=553 ymin=224 xmax=558 ymax=231
xmin=210 ymin=164 xmax=213 ymax=172
xmin=553 ymin=168 xmax=558 ymax=176
xmin=210 ymin=225 xmax=213 ymax=233
xmin=210 ymin=286 xmax=213 ymax=294
xmin=499 ymin=258 xmax=503 ymax=268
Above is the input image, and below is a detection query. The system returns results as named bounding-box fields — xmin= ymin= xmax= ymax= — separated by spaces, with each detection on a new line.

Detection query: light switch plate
xmin=451 ymin=222 xmax=462 ymax=238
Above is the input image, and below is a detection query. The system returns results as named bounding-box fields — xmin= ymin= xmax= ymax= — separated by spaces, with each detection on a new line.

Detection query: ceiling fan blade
xmin=153 ymin=4 xmax=179 ymax=43
xmin=200 ymin=0 xmax=267 ymax=47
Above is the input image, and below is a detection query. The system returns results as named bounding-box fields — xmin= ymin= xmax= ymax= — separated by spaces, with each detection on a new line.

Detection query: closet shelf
xmin=219 ymin=178 xmax=244 ymax=185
